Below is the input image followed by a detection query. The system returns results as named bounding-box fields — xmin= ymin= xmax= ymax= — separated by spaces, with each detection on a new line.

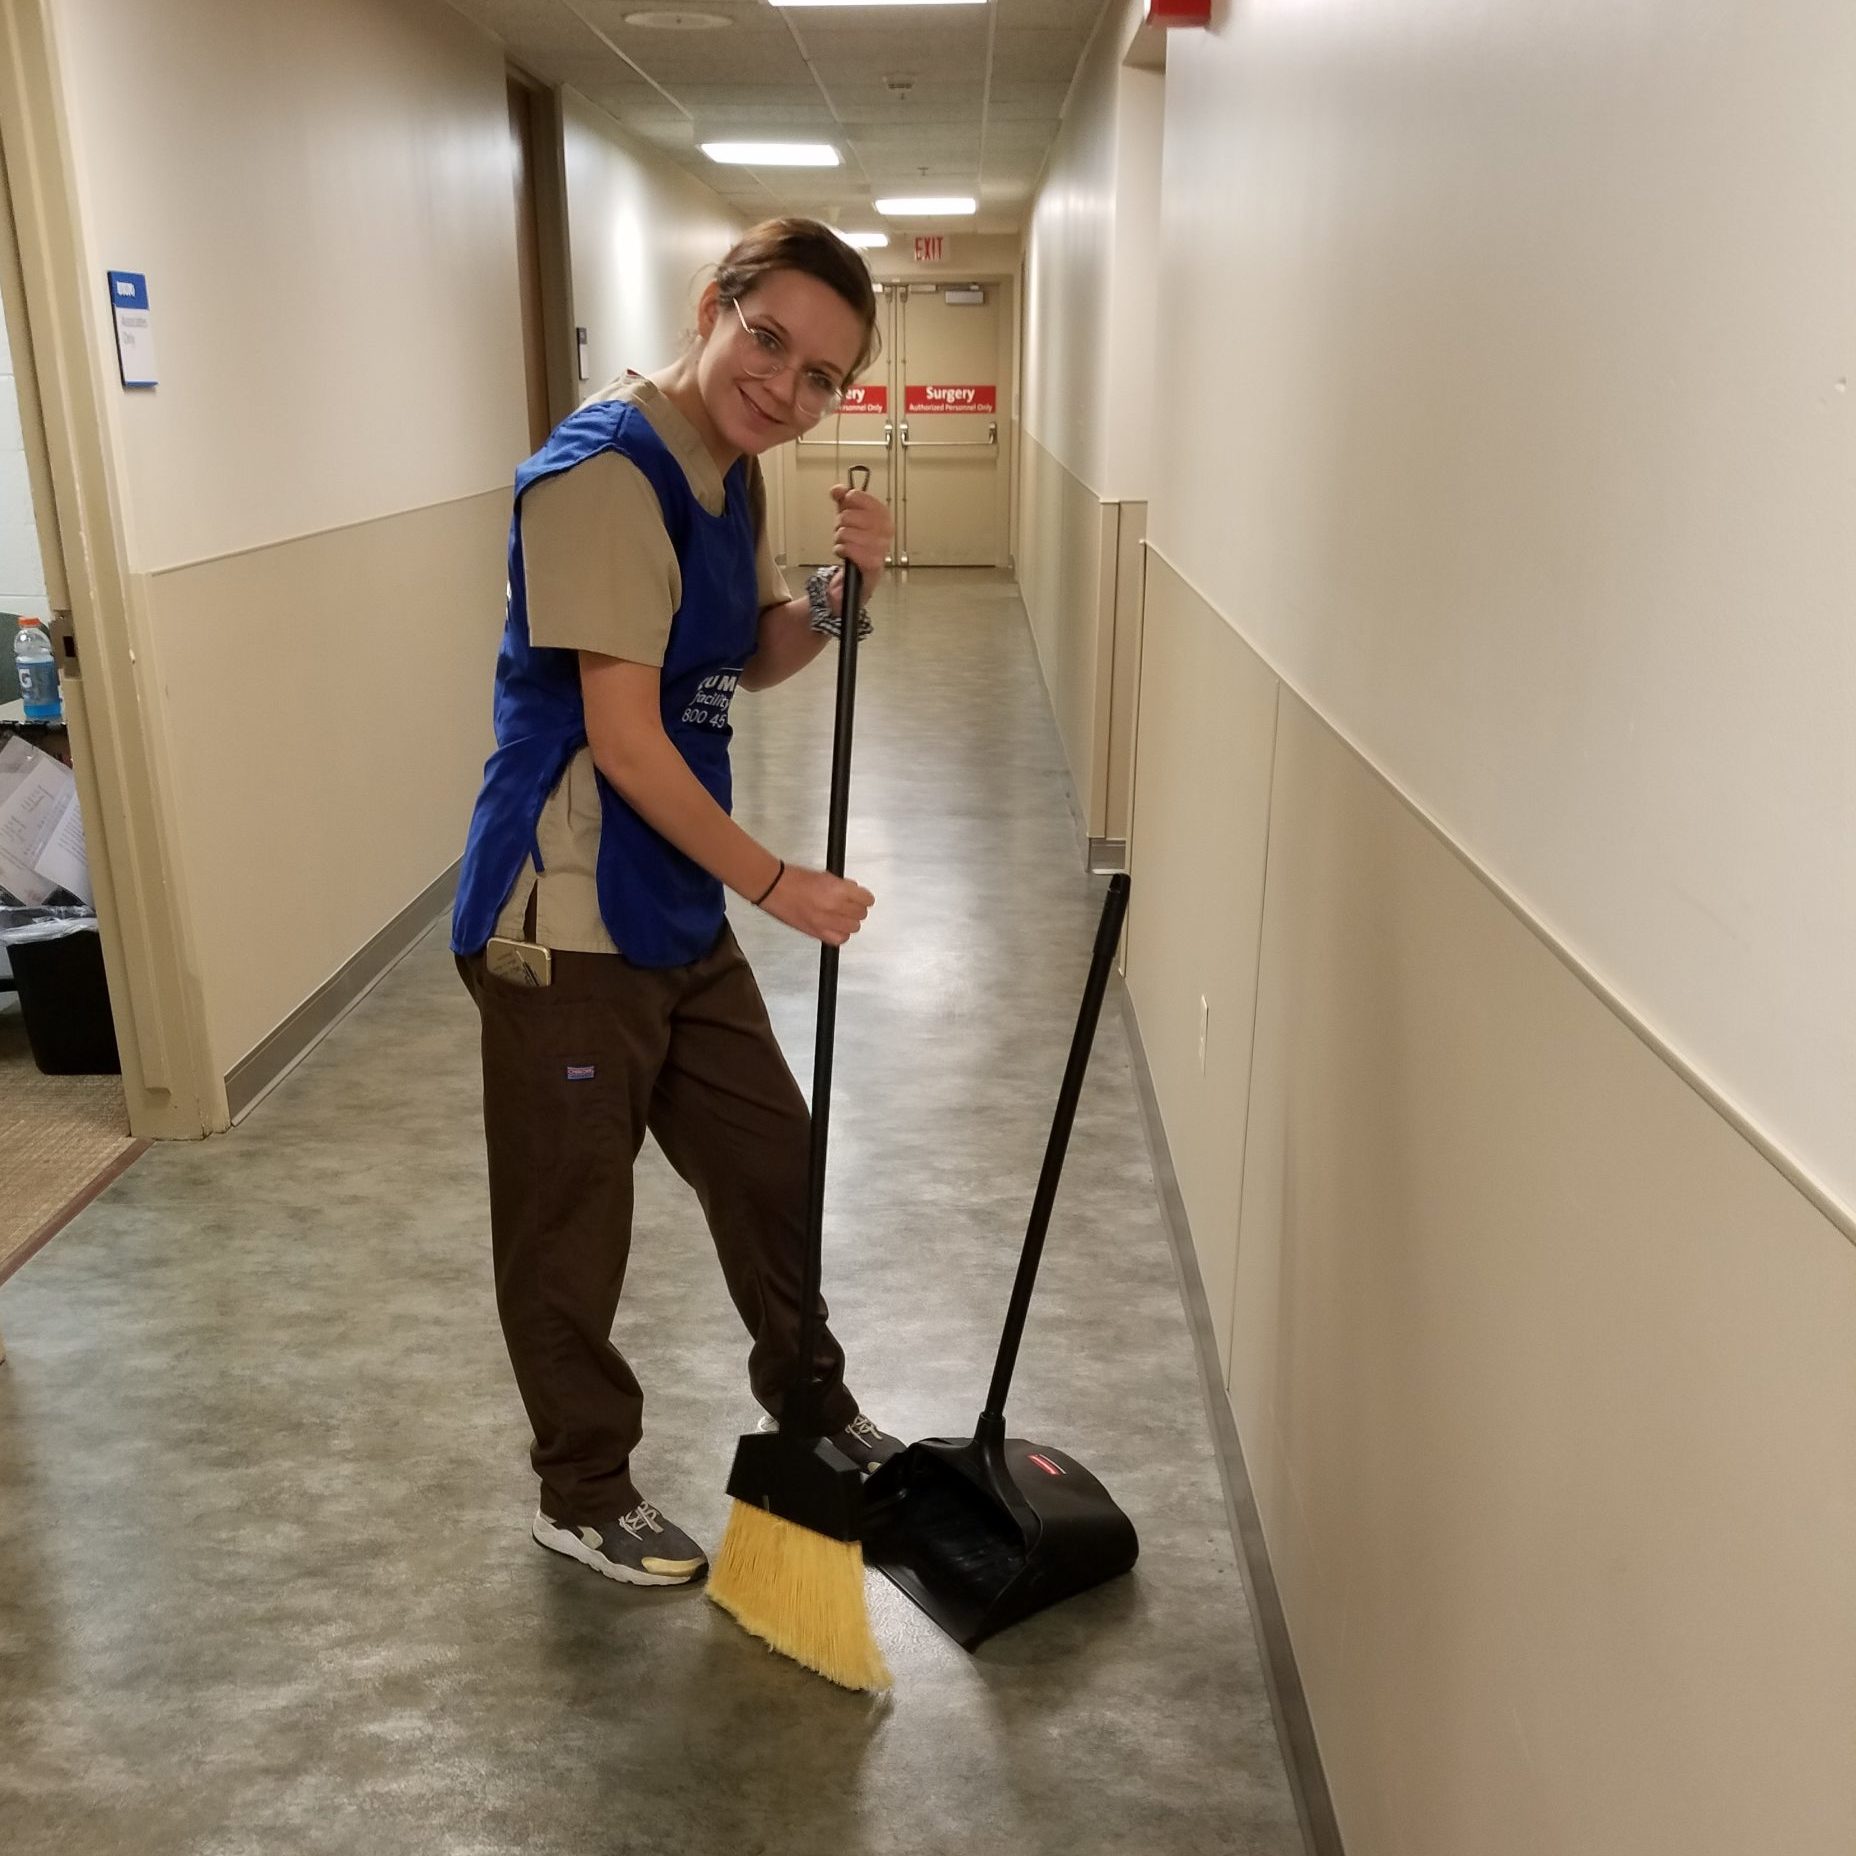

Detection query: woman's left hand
xmin=830 ymin=483 xmax=893 ymax=604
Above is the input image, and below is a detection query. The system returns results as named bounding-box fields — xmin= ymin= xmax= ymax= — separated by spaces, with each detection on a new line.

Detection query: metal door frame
xmin=778 ymin=273 xmax=1018 ymax=573
xmin=790 ymin=283 xmax=901 ymax=563
xmin=0 ymin=0 xmax=219 ymax=1134
xmin=886 ymin=276 xmax=1012 ymax=569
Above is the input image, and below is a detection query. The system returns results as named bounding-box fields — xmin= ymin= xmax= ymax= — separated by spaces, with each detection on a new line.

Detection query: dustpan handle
xmin=982 ymin=874 xmax=1131 ymax=1426
xmin=787 ymin=466 xmax=870 ymax=1435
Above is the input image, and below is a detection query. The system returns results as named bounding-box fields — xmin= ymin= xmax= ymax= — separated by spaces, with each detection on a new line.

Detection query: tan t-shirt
xmin=492 ymin=376 xmax=791 ymax=953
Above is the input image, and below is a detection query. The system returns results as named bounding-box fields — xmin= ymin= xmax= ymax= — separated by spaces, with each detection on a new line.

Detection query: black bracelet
xmin=752 ymin=860 xmax=786 ymax=907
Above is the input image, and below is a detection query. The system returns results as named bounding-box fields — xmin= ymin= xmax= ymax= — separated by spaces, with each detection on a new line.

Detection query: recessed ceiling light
xmin=873 ymin=195 xmax=977 ymax=216
xmin=702 ymin=142 xmax=842 ymax=167
xmin=834 ymin=230 xmax=890 ymax=249
xmin=624 ymin=10 xmax=731 ymax=26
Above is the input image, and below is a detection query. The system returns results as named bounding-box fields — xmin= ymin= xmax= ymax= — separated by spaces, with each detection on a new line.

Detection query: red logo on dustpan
xmin=1027 ymin=1453 xmax=1065 ymax=1476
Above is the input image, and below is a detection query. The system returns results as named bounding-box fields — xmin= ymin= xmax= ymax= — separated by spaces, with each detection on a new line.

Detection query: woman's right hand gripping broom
xmin=579 ymin=653 xmax=874 ymax=946
xmin=757 ymin=865 xmax=873 ymax=946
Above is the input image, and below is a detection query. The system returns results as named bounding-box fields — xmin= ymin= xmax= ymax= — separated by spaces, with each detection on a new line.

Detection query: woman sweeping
xmin=453 ymin=218 xmax=902 ymax=1587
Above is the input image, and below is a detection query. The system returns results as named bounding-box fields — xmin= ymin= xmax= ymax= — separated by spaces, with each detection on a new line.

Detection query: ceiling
xmin=444 ymin=0 xmax=1110 ymax=235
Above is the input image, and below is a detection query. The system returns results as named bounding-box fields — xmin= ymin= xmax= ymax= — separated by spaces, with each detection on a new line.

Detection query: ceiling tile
xmin=830 ymin=80 xmax=988 ymax=120
xmin=459 ymin=0 xmax=1109 ymax=238
xmin=445 ymin=0 xmax=606 ymax=55
xmin=994 ymin=0 xmax=1112 ymax=30
xmin=795 ymin=20 xmax=994 ymax=70
xmin=662 ymin=83 xmax=827 ymax=109
xmin=981 ymin=119 xmax=1059 ymax=147
xmin=984 ymin=80 xmax=1069 ymax=119
xmin=987 ymin=26 xmax=1089 ymax=80
xmin=573 ymin=0 xmax=772 ymax=30
xmin=618 ymin=42 xmax=814 ymax=85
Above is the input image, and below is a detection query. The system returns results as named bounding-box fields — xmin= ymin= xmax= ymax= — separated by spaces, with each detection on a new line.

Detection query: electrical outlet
xmin=1197 ymin=995 xmax=1209 ymax=1074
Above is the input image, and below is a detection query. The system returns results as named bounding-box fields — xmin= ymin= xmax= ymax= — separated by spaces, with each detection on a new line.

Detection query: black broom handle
xmin=982 ymin=873 xmax=1131 ymax=1424
xmin=788 ymin=465 xmax=870 ymax=1434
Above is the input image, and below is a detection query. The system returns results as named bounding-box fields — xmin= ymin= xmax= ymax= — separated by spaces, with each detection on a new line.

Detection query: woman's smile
xmin=739 ymin=381 xmax=789 ymax=432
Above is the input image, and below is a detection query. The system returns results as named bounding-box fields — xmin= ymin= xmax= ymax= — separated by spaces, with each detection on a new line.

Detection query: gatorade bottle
xmin=14 ymin=617 xmax=62 ymax=723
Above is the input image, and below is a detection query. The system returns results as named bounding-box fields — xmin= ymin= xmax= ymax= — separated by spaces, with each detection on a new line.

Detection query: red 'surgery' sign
xmin=839 ymin=383 xmax=888 ymax=414
xmin=905 ymin=383 xmax=997 ymax=414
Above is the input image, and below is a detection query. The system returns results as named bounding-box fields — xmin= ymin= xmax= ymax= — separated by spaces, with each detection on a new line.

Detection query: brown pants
xmin=458 ymin=927 xmax=859 ymax=1524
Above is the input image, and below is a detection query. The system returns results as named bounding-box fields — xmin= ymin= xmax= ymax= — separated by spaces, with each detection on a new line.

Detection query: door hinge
xmin=47 ymin=608 xmax=79 ymax=675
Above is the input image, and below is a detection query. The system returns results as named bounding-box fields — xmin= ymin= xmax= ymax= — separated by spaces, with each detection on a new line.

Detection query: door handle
xmin=899 ymin=421 xmax=997 ymax=449
xmin=796 ymin=423 xmax=894 ymax=450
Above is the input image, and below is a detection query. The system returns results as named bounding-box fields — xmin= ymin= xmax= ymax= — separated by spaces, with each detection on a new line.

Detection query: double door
xmin=788 ymin=279 xmax=1007 ymax=569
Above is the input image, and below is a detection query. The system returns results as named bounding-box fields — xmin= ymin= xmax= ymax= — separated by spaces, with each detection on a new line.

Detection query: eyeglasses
xmin=730 ymin=297 xmax=847 ymax=417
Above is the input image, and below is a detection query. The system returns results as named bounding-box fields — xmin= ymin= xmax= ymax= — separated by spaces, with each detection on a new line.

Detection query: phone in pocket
xmin=485 ymin=936 xmax=554 ymax=989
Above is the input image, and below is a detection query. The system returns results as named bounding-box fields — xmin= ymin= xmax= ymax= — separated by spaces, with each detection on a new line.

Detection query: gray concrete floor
xmin=0 ymin=570 xmax=1301 ymax=1855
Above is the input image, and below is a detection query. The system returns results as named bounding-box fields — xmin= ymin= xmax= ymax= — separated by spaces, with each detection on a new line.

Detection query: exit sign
xmin=913 ymin=235 xmax=944 ymax=264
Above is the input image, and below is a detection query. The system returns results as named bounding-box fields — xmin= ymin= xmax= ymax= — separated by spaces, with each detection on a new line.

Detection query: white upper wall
xmin=562 ymin=93 xmax=745 ymax=387
xmin=0 ymin=291 xmax=49 ymax=617
xmin=1152 ymin=0 xmax=1856 ymax=1214
xmin=1102 ymin=63 xmax=1163 ymax=498
xmin=1023 ymin=0 xmax=1160 ymax=500
xmin=51 ymin=0 xmax=529 ymax=571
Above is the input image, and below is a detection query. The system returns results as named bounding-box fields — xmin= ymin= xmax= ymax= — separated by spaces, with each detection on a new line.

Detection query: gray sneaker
xmin=532 ymin=1501 xmax=708 ymax=1587
xmin=758 ymin=1410 xmax=905 ymax=1476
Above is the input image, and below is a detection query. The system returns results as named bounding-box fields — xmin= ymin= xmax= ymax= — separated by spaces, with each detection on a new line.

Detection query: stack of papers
xmin=0 ymin=734 xmax=91 ymax=907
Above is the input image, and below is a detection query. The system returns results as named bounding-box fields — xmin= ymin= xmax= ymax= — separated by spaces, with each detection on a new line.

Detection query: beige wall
xmin=48 ymin=0 xmax=529 ymax=1092
xmin=1102 ymin=500 xmax=1146 ymax=845
xmin=1021 ymin=0 xmax=1160 ymax=503
xmin=1125 ymin=556 xmax=1274 ymax=1373
xmin=141 ymin=495 xmax=508 ymax=1077
xmin=41 ymin=3 xmax=778 ymax=1093
xmin=1153 ymin=0 xmax=1856 ymax=1215
xmin=1100 ymin=64 xmax=1161 ymax=501
xmin=561 ymin=91 xmax=744 ymax=390
xmin=1126 ymin=560 xmax=1856 ymax=1855
xmin=1022 ymin=11 xmax=1116 ymax=498
xmin=1019 ymin=434 xmax=1113 ymax=836
xmin=1098 ymin=0 xmax=1856 ymax=1840
xmin=56 ymin=0 xmax=527 ymax=570
xmin=1018 ymin=0 xmax=1162 ymax=844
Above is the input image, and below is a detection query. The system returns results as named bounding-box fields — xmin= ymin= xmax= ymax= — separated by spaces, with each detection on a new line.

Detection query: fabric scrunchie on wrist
xmin=805 ymin=565 xmax=874 ymax=641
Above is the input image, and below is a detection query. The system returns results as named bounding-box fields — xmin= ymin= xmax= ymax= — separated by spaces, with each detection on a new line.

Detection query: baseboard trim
xmin=1121 ymin=986 xmax=1346 ymax=1856
xmin=225 ymin=861 xmax=459 ymax=1123
xmin=1087 ymin=835 xmax=1127 ymax=873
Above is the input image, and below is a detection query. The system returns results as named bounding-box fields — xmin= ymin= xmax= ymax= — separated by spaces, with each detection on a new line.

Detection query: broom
xmin=708 ymin=490 xmax=892 ymax=1693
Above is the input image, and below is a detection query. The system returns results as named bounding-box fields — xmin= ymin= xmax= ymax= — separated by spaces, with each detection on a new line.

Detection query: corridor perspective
xmin=0 ymin=573 xmax=1300 ymax=1853
xmin=1 ymin=1 xmax=1852 ymax=1854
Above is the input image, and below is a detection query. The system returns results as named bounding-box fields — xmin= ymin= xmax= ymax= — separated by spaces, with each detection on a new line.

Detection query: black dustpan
xmin=864 ymin=875 xmax=1138 ymax=1650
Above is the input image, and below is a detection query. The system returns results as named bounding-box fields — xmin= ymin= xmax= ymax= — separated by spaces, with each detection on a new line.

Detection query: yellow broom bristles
xmin=707 ymin=1499 xmax=893 ymax=1693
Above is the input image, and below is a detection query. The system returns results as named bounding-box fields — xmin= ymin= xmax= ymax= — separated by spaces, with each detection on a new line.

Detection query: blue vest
xmin=451 ymin=397 xmax=760 ymax=967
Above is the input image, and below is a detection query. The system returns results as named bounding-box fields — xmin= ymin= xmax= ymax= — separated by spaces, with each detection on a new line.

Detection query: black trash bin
xmin=1 ymin=911 xmax=120 ymax=1075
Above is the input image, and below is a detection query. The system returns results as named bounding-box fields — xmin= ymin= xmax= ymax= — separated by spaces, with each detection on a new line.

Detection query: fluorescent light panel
xmin=873 ymin=195 xmax=977 ymax=216
xmin=834 ymin=230 xmax=890 ymax=249
xmin=701 ymin=141 xmax=840 ymax=166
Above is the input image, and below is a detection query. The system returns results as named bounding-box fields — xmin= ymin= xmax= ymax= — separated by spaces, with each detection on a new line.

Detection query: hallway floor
xmin=0 ymin=571 xmax=1300 ymax=1856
